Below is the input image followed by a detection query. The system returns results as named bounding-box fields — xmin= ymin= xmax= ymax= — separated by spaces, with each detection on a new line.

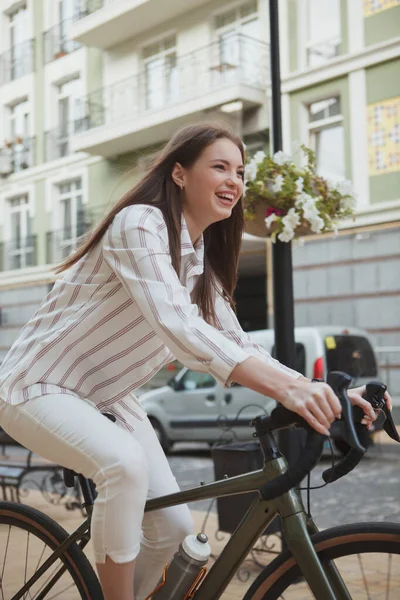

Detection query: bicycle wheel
xmin=0 ymin=501 xmax=103 ymax=599
xmin=243 ymin=522 xmax=400 ymax=599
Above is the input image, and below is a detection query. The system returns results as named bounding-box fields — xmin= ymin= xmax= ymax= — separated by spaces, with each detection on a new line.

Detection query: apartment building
xmin=0 ymin=0 xmax=399 ymax=388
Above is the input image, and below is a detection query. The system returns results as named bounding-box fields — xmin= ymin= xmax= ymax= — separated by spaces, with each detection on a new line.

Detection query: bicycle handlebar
xmin=252 ymin=372 xmax=398 ymax=501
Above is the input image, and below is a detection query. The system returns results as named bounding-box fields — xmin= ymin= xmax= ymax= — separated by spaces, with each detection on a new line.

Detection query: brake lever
xmin=327 ymin=371 xmax=365 ymax=452
xmin=361 ymin=381 xmax=400 ymax=443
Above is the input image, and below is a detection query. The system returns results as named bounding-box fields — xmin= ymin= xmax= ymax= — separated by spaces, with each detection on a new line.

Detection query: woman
xmin=0 ymin=123 xmax=385 ymax=600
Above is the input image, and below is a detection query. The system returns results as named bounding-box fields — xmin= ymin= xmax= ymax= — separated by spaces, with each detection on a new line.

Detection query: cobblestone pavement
xmin=167 ymin=442 xmax=400 ymax=528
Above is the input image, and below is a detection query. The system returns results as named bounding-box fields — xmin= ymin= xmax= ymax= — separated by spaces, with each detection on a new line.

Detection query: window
xmin=57 ymin=78 xmax=81 ymax=156
xmin=58 ymin=179 xmax=86 ymax=258
xmin=181 ymin=370 xmax=216 ymax=391
xmin=324 ymin=336 xmax=378 ymax=379
xmin=58 ymin=0 xmax=80 ymax=54
xmin=214 ymin=1 xmax=260 ymax=85
xmin=143 ymin=35 xmax=178 ymax=110
xmin=7 ymin=195 xmax=34 ymax=270
xmin=9 ymin=6 xmax=29 ymax=79
xmin=8 ymin=99 xmax=31 ymax=172
xmin=306 ymin=0 xmax=341 ymax=67
xmin=308 ymin=97 xmax=345 ymax=181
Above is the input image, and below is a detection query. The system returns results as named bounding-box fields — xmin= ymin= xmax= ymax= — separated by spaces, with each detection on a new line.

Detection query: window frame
xmin=301 ymin=0 xmax=342 ymax=70
xmin=307 ymin=95 xmax=345 ymax=181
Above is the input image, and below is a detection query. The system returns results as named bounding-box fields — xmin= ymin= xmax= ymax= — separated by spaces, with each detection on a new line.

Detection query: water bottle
xmin=149 ymin=533 xmax=211 ymax=599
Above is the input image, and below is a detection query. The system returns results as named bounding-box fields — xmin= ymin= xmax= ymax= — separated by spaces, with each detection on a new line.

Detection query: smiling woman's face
xmin=172 ymin=137 xmax=245 ymax=240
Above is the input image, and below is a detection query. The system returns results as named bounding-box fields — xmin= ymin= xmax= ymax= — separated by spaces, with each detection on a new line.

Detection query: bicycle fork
xmin=279 ymin=491 xmax=352 ymax=600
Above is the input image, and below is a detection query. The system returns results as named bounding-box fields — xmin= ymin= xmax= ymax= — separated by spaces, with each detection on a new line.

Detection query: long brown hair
xmin=55 ymin=122 xmax=245 ymax=324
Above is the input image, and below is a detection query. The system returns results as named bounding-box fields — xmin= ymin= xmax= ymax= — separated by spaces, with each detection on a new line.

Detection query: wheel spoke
xmin=357 ymin=553 xmax=371 ymax=599
xmin=386 ymin=553 xmax=392 ymax=600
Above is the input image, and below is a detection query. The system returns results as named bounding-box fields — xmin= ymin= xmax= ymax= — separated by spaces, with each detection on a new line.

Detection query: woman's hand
xmin=347 ymin=385 xmax=393 ymax=430
xmin=279 ymin=379 xmax=342 ymax=436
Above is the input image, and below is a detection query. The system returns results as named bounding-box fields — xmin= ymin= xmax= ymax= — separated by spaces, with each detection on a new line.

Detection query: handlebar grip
xmin=260 ymin=429 xmax=325 ymax=501
xmin=322 ymin=409 xmax=370 ymax=483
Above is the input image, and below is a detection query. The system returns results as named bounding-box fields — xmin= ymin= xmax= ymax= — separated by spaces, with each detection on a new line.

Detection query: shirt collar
xmin=180 ymin=213 xmax=204 ymax=266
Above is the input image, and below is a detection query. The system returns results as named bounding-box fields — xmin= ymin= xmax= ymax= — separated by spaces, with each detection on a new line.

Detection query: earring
xmin=181 ymin=183 xmax=184 ymax=190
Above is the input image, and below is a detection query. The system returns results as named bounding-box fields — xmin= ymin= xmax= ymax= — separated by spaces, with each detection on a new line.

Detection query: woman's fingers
xmin=384 ymin=391 xmax=393 ymax=411
xmin=300 ymin=406 xmax=330 ymax=437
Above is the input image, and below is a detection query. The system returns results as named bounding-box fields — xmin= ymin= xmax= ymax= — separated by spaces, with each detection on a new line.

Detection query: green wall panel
xmin=364 ymin=5 xmax=400 ymax=46
xmin=366 ymin=59 xmax=400 ymax=104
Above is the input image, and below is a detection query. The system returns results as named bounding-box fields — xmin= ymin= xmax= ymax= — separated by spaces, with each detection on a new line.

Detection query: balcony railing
xmin=74 ymin=34 xmax=269 ymax=134
xmin=0 ymin=40 xmax=35 ymax=85
xmin=74 ymin=0 xmax=104 ymax=20
xmin=46 ymin=217 xmax=96 ymax=264
xmin=0 ymin=137 xmax=36 ymax=176
xmin=0 ymin=236 xmax=37 ymax=271
xmin=44 ymin=126 xmax=74 ymax=161
xmin=44 ymin=17 xmax=82 ymax=63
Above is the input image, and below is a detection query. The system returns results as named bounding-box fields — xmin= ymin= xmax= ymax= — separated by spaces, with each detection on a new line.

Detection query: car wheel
xmin=149 ymin=418 xmax=172 ymax=453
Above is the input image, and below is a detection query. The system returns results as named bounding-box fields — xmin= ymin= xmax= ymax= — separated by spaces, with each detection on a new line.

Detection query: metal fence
xmin=0 ymin=236 xmax=37 ymax=272
xmin=0 ymin=40 xmax=35 ymax=85
xmin=44 ymin=126 xmax=74 ymax=161
xmin=43 ymin=17 xmax=81 ymax=63
xmin=0 ymin=137 xmax=36 ymax=176
xmin=376 ymin=347 xmax=400 ymax=396
xmin=74 ymin=0 xmax=104 ymax=20
xmin=74 ymin=33 xmax=270 ymax=133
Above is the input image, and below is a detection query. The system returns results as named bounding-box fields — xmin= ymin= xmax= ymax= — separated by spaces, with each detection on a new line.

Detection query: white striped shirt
xmin=0 ymin=205 xmax=300 ymax=428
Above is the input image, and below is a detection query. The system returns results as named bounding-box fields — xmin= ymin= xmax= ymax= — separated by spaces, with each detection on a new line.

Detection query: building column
xmin=349 ymin=69 xmax=370 ymax=209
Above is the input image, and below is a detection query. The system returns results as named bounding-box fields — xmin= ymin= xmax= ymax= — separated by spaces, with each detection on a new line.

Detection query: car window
xmin=181 ymin=370 xmax=216 ymax=390
xmin=324 ymin=335 xmax=377 ymax=378
xmin=271 ymin=343 xmax=306 ymax=376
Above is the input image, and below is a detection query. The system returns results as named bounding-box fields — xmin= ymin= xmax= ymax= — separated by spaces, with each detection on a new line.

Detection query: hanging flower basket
xmin=243 ymin=144 xmax=356 ymax=242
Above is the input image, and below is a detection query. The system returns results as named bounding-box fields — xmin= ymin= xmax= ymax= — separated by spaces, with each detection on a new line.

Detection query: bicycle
xmin=0 ymin=371 xmax=399 ymax=599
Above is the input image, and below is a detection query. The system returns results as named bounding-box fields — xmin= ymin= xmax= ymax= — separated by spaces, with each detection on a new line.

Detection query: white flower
xmin=273 ymin=150 xmax=291 ymax=166
xmin=278 ymin=228 xmax=295 ymax=243
xmin=295 ymin=191 xmax=313 ymax=208
xmin=282 ymin=208 xmax=301 ymax=230
xmin=331 ymin=222 xmax=339 ymax=236
xmin=341 ymin=194 xmax=357 ymax=210
xmin=245 ymin=160 xmax=258 ymax=182
xmin=265 ymin=213 xmax=278 ymax=229
xmin=309 ymin=215 xmax=325 ymax=233
xmin=253 ymin=150 xmax=266 ymax=165
xmin=271 ymin=174 xmax=284 ymax=193
xmin=336 ymin=179 xmax=353 ymax=196
xmin=295 ymin=177 xmax=304 ymax=193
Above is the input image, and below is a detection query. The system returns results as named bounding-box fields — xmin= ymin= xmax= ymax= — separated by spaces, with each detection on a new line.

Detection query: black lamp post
xmin=269 ymin=0 xmax=305 ymax=466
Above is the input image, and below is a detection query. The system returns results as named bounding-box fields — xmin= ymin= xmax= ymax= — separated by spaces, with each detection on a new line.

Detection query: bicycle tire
xmin=0 ymin=501 xmax=103 ymax=600
xmin=243 ymin=522 xmax=400 ymax=599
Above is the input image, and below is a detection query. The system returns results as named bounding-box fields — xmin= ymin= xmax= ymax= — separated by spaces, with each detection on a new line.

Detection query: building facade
xmin=0 ymin=0 xmax=399 ymax=389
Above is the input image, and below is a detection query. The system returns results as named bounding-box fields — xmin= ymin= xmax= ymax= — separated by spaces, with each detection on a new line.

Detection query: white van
xmin=138 ymin=326 xmax=379 ymax=451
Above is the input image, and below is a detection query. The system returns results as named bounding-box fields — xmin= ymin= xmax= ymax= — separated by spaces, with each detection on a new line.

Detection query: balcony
xmin=0 ymin=236 xmax=37 ymax=271
xmin=44 ymin=17 xmax=82 ymax=63
xmin=70 ymin=0 xmax=216 ymax=49
xmin=0 ymin=137 xmax=36 ymax=177
xmin=0 ymin=40 xmax=35 ymax=85
xmin=72 ymin=34 xmax=269 ymax=157
xmin=46 ymin=212 xmax=101 ymax=264
xmin=44 ymin=126 xmax=74 ymax=161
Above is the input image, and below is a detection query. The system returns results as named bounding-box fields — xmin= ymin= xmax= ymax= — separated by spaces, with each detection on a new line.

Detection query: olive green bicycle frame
xmin=145 ymin=452 xmax=352 ymax=600
xmin=13 ymin=452 xmax=352 ymax=600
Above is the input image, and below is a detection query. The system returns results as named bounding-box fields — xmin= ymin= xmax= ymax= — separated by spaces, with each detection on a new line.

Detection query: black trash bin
xmin=211 ymin=441 xmax=279 ymax=535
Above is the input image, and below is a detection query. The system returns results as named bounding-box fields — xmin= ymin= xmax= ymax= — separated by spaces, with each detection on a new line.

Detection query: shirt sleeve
xmin=213 ymin=287 xmax=302 ymax=381
xmin=102 ymin=205 xmax=250 ymax=387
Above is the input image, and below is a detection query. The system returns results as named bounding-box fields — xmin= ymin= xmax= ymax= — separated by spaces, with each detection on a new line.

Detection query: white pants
xmin=0 ymin=394 xmax=193 ymax=600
